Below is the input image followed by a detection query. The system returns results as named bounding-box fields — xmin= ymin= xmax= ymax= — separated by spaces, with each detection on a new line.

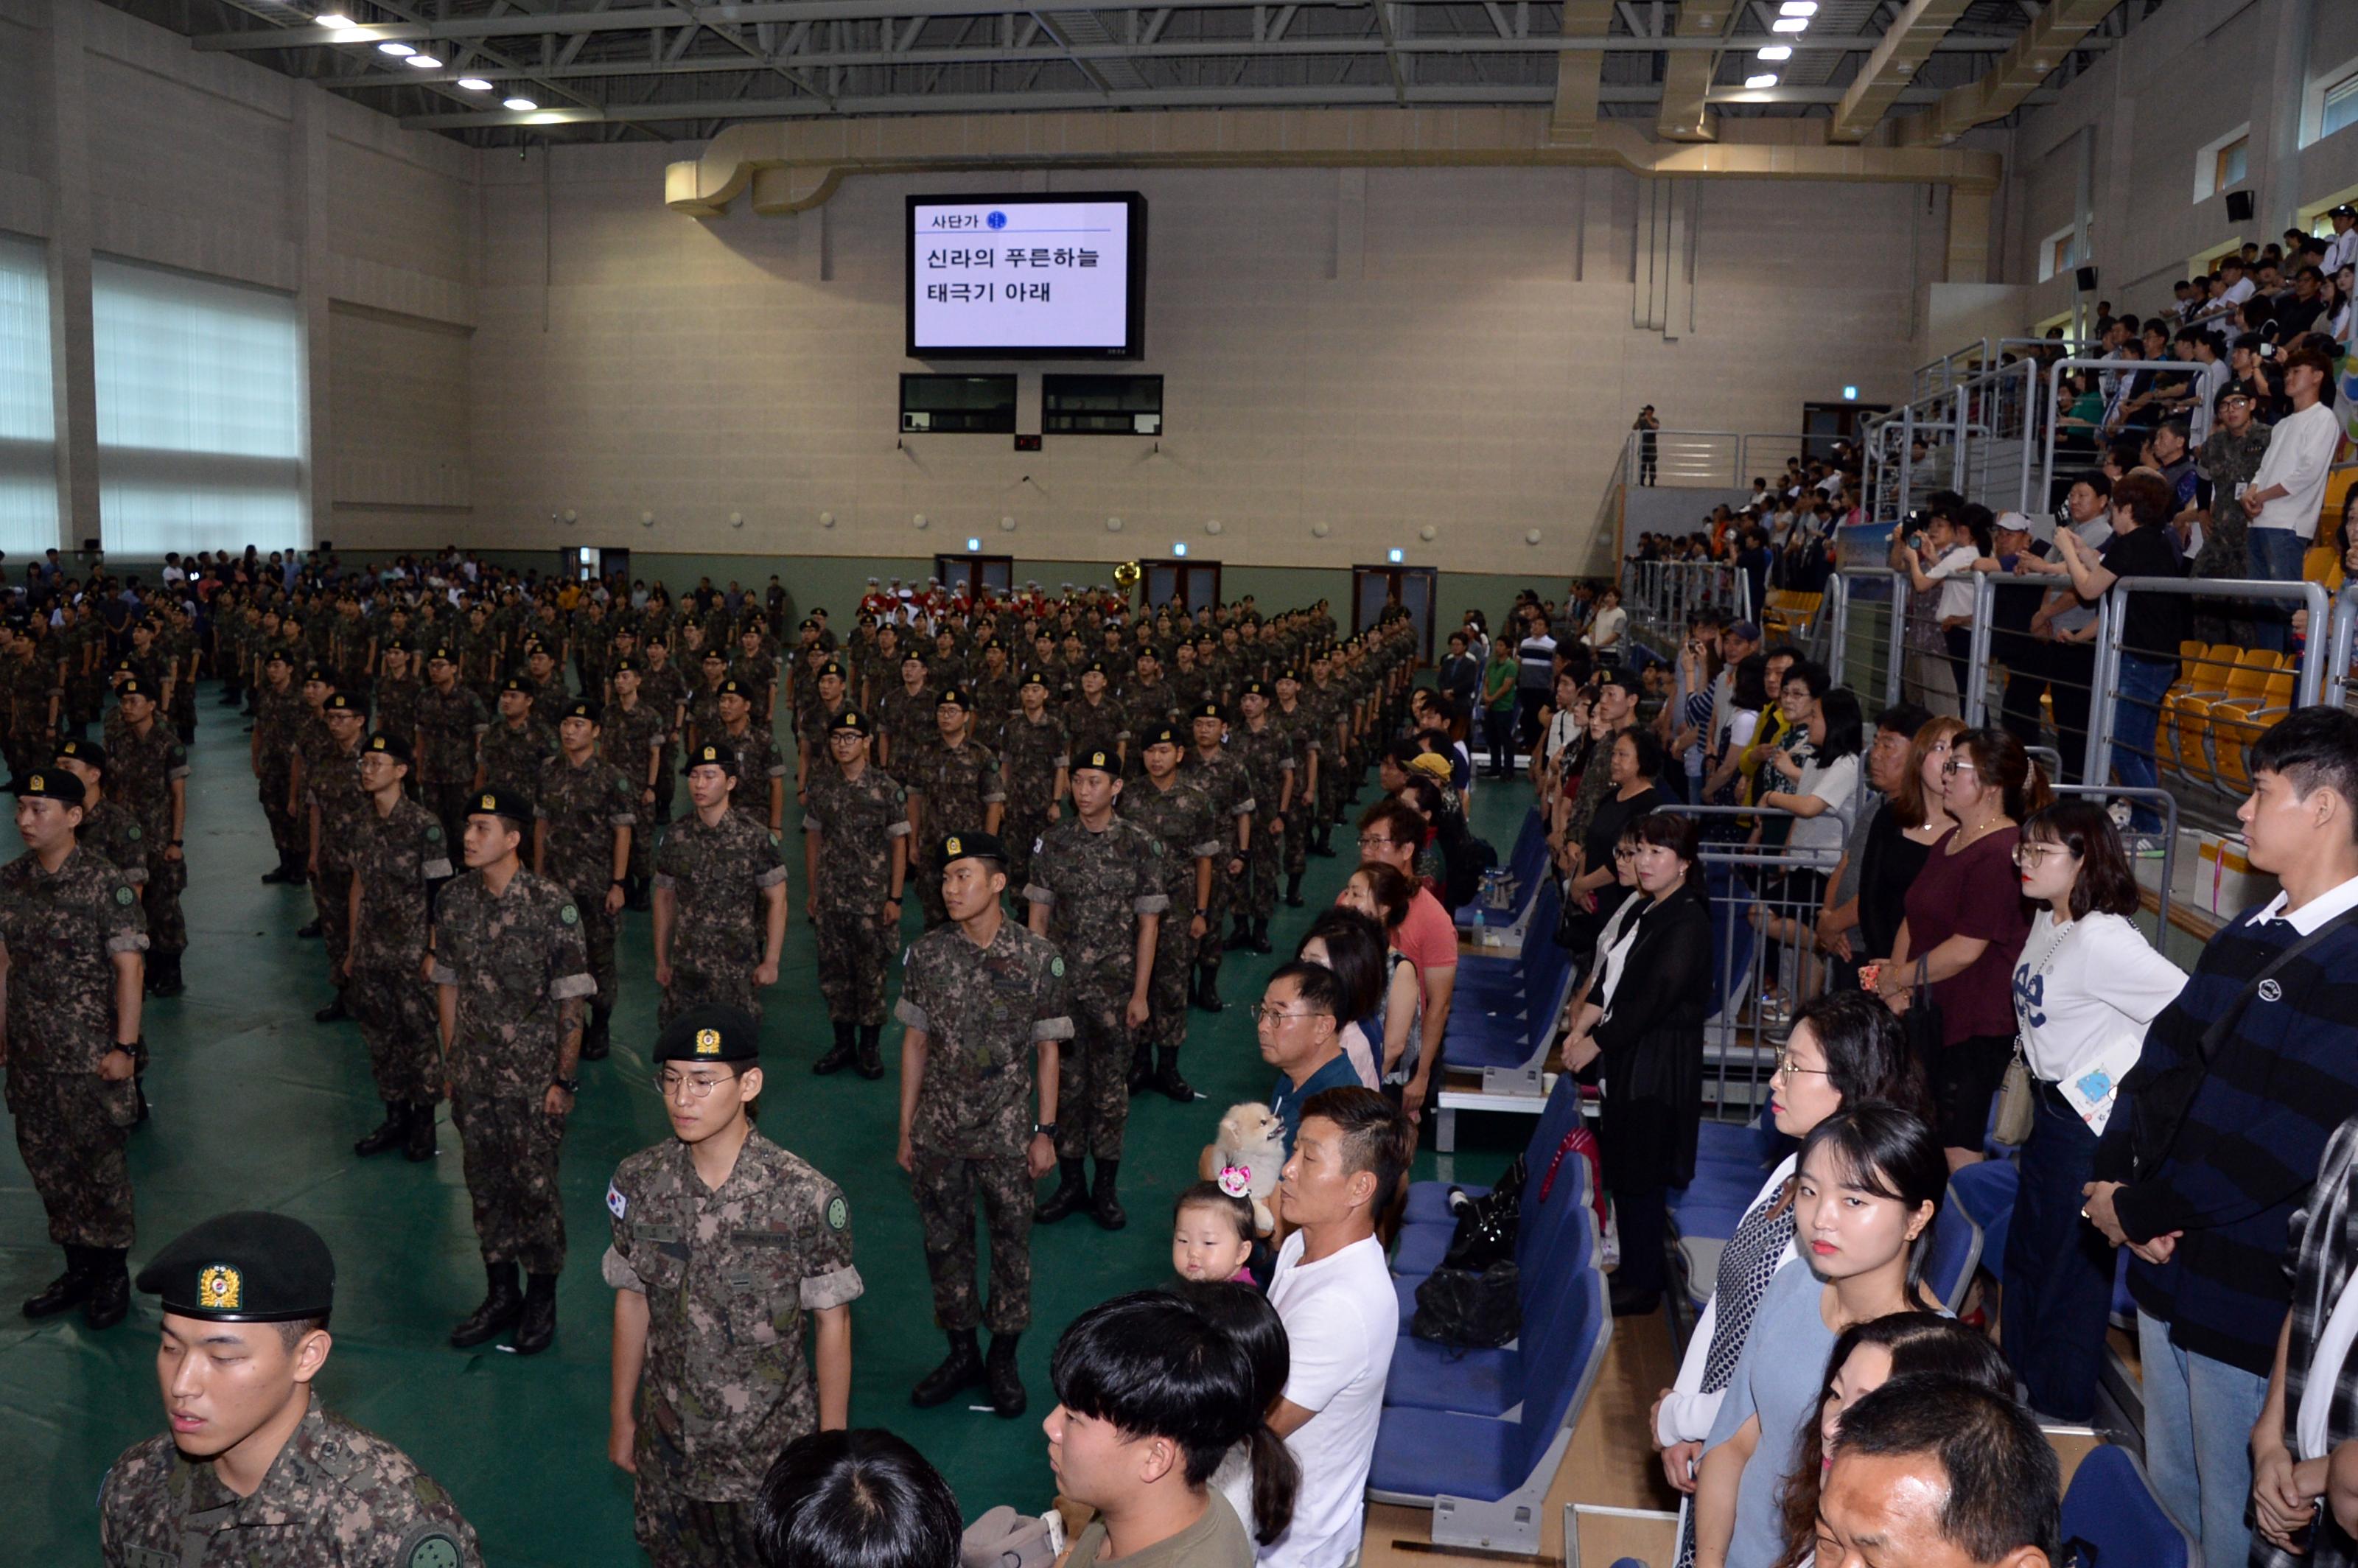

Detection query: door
xmin=1144 ymin=561 xmax=1222 ymax=614
xmin=934 ymin=553 xmax=1015 ymax=598
xmin=1351 ymin=565 xmax=1437 ymax=663
xmin=1801 ymin=402 xmax=1891 ymax=465
xmin=559 ymin=547 xmax=629 ymax=587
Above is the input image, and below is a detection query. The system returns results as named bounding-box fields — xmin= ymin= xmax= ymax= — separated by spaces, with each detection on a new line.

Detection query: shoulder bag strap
xmin=2196 ymin=906 xmax=2358 ymax=1068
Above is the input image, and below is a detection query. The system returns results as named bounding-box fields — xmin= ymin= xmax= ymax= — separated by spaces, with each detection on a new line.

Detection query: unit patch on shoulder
xmin=425 ymin=825 xmax=443 ymax=843
xmin=827 ymin=1196 xmax=848 ymax=1232
xmin=1050 ymin=955 xmax=1064 ymax=978
xmin=397 ymin=1525 xmax=466 ymax=1568
xmin=560 ymin=904 xmax=580 ymax=925
xmin=115 ymin=886 xmax=136 ymax=906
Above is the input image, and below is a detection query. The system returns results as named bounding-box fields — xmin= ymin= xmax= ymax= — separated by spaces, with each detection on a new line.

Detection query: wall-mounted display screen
xmin=906 ymin=192 xmax=1146 ymax=360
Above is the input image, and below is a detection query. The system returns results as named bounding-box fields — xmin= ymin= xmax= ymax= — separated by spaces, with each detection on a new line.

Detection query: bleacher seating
xmin=2058 ymin=1444 xmax=2194 ymax=1568
xmin=1920 ymin=1185 xmax=1984 ymax=1315
xmin=1948 ymin=1158 xmax=2018 ymax=1283
xmin=1458 ymin=806 xmax=1550 ymax=936
xmin=1444 ymin=878 xmax=1576 ymax=1082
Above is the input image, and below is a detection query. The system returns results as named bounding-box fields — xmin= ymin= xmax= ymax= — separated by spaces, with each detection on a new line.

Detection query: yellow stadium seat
xmin=2211 ymin=671 xmax=2298 ymax=794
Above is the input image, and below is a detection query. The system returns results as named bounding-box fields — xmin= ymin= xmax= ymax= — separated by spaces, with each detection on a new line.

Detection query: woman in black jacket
xmin=1564 ymin=809 xmax=1712 ymax=1317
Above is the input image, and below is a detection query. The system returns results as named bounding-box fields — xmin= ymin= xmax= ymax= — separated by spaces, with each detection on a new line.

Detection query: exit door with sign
xmin=1144 ymin=561 xmax=1222 ymax=614
xmin=1352 ymin=565 xmax=1435 ymax=664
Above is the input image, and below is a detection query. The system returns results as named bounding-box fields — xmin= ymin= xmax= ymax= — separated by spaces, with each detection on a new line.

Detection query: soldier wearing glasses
xmin=604 ymin=1005 xmax=861 ymax=1568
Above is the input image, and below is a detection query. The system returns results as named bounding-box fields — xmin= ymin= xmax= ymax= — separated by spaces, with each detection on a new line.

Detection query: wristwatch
xmin=552 ymin=1076 xmax=581 ymax=1096
xmin=1032 ymin=1121 xmax=1058 ymax=1141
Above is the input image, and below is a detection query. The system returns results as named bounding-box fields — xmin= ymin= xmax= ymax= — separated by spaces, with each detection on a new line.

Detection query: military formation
xmin=0 ymin=558 xmax=1421 ymax=1566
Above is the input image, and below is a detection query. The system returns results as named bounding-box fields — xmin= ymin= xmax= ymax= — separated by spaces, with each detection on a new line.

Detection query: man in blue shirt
xmin=1257 ymin=962 xmax=1364 ymax=1154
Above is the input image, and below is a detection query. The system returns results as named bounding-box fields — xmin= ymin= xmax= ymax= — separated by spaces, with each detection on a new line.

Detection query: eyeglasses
xmin=1250 ymin=1006 xmax=1332 ymax=1027
xmin=1772 ymin=1051 xmax=1829 ymax=1077
xmin=1940 ymin=758 xmax=1975 ymax=776
xmin=1357 ymin=835 xmax=1396 ymax=850
xmin=2012 ymin=842 xmax=2072 ymax=869
xmin=656 ymin=1071 xmax=738 ymax=1101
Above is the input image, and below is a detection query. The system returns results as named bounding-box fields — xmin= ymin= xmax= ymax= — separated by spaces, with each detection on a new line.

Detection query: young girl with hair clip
xmin=1693 ymin=1105 xmax=1948 ymax=1568
xmin=1189 ymin=1284 xmax=1304 ymax=1550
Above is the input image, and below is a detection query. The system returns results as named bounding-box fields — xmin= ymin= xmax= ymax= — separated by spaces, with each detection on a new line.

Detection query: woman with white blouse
xmin=2003 ymin=799 xmax=2188 ymax=1421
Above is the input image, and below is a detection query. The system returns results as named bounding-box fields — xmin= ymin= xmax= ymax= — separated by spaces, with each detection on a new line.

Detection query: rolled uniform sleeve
xmin=105 ymin=880 xmax=150 ymax=955
xmin=980 ymin=757 xmax=1007 ymax=805
xmin=895 ymin=942 xmax=936 ymax=1034
xmin=1032 ymin=945 xmax=1074 ymax=1043
xmin=800 ymin=1177 xmax=864 ymax=1311
xmin=547 ymin=891 xmax=597 ymax=1000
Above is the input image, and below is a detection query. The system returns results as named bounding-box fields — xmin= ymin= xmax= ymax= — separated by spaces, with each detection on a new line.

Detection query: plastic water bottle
xmin=1472 ymin=906 xmax=1486 ymax=940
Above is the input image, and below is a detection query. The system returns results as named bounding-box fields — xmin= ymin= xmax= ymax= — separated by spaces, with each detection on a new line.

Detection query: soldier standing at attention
xmin=712 ymin=678 xmax=788 ymax=834
xmin=896 ymin=832 xmax=1069 ymax=1418
xmin=653 ymin=741 xmax=789 ymax=1026
xmin=996 ymin=673 xmax=1067 ymax=896
xmin=1065 ymin=661 xmax=1128 ymax=774
xmin=603 ymin=657 xmax=667 ymax=911
xmin=903 ymin=690 xmax=1005 ymax=929
xmin=1271 ymin=669 xmax=1318 ymax=905
xmin=1116 ymin=724 xmax=1217 ymax=1102
xmin=803 ymin=711 xmax=909 ymax=1081
xmin=534 ymin=699 xmax=636 ymax=1063
xmin=1024 ymin=749 xmax=1166 ymax=1230
xmin=641 ymin=636 xmax=692 ymax=827
xmin=1 ymin=769 xmax=145 ymax=1328
xmin=875 ymin=651 xmax=934 ymax=773
xmin=54 ymin=741 xmax=150 ymax=888
xmin=431 ymin=788 xmax=595 ymax=1356
xmin=371 ymin=640 xmax=421 ymax=778
xmin=252 ymin=651 xmax=307 ymax=884
xmin=1226 ymin=679 xmax=1295 ymax=955
xmin=792 ymin=660 xmax=853 ymax=807
xmin=100 ymin=1211 xmax=483 ymax=1568
xmin=345 ymin=733 xmax=451 ymax=1164
xmin=605 ymin=1006 xmax=861 ymax=1568
xmin=301 ymin=693 xmax=369 ymax=1023
xmin=1180 ymin=703 xmax=1254 ymax=1013
xmin=523 ymin=640 xmax=571 ymax=732
xmin=479 ymin=676 xmax=556 ymax=800
xmin=413 ymin=645 xmax=487 ymax=848
xmin=110 ymin=678 xmax=189 ymax=1001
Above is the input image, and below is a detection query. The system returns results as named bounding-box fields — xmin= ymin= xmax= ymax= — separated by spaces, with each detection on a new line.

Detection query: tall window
xmin=2326 ymin=71 xmax=2358 ymax=140
xmin=0 ymin=234 xmax=57 ymax=555
xmin=93 ymin=258 xmax=304 ymax=555
xmin=2215 ymin=136 xmax=2249 ymax=193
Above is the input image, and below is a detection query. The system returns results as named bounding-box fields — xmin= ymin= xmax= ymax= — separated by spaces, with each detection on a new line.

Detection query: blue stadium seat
xmin=2059 ymin=1444 xmax=2193 ymax=1568
xmin=1402 ymin=1074 xmax=1587 ymax=1225
xmin=1920 ymin=1184 xmax=1983 ymax=1315
xmin=1388 ymin=1208 xmax=1596 ymax=1416
xmin=1948 ymin=1158 xmax=2018 ymax=1287
xmin=1457 ymin=808 xmax=1548 ymax=931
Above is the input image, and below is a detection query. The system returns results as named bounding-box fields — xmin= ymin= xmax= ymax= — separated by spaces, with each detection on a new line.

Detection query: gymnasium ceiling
xmin=113 ymin=0 xmax=2164 ymax=146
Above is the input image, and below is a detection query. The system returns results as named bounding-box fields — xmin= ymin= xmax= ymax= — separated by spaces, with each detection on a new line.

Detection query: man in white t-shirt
xmin=2325 ymin=206 xmax=2358 ymax=280
xmin=2242 ymin=344 xmax=2343 ymax=651
xmin=1251 ymin=1087 xmax=1410 ymax=1568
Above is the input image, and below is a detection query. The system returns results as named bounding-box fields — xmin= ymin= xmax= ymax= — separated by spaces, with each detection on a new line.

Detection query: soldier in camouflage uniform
xmin=1116 ymin=724 xmax=1218 ymax=1102
xmin=0 ymin=769 xmax=146 ymax=1329
xmin=1305 ymin=651 xmax=1349 ymax=855
xmin=53 ymin=741 xmax=150 ymax=889
xmin=903 ymin=690 xmax=1006 ymax=929
xmin=642 ymin=637 xmax=691 ymax=830
xmin=480 ymin=676 xmax=556 ymax=799
xmin=1064 ymin=661 xmax=1128 ymax=771
xmin=803 ymin=710 xmax=909 ymax=1082
xmin=605 ymin=1006 xmax=861 ymax=1568
xmin=895 ymin=831 xmax=1070 ymax=1419
xmin=1271 ymin=668 xmax=1320 ymax=903
xmin=304 ymin=693 xmax=368 ymax=1021
xmin=431 ymin=788 xmax=595 ymax=1356
xmin=1122 ymin=648 xmax=1176 ymax=759
xmin=522 ymin=641 xmax=571 ymax=732
xmin=685 ymin=646 xmax=730 ymax=755
xmin=414 ymin=645 xmax=489 ymax=848
xmin=346 ymin=732 xmax=452 ymax=1163
xmin=1024 ymin=749 xmax=1166 ymax=1231
xmin=110 ymin=679 xmax=189 ymax=1000
xmin=791 ymin=659 xmax=851 ymax=802
xmin=875 ymin=652 xmax=935 ymax=774
xmin=653 ymin=741 xmax=789 ymax=1027
xmin=371 ymin=640 xmax=421 ymax=783
xmin=1169 ymin=638 xmax=1211 ymax=724
xmin=1226 ymin=679 xmax=1297 ymax=953
xmin=251 ymin=650 xmax=309 ymax=883
xmin=533 ymin=699 xmax=636 ymax=1062
xmin=603 ymin=657 xmax=668 ymax=909
xmin=996 ymin=673 xmax=1067 ymax=897
xmin=710 ymin=679 xmax=788 ymax=832
xmin=1180 ymin=702 xmax=1255 ymax=1012
xmin=102 ymin=1211 xmax=484 ymax=1568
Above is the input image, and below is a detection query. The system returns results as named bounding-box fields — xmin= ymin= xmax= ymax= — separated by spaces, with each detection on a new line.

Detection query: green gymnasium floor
xmin=0 ymin=687 xmax=1525 ymax=1566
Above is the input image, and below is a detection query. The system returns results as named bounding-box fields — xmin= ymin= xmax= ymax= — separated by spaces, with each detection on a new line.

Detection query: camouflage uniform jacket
xmin=253 ymin=687 xmax=307 ymax=762
xmin=998 ymin=713 xmax=1068 ymax=806
xmin=643 ymin=664 xmax=693 ymax=737
xmin=1232 ymin=721 xmax=1299 ymax=817
xmin=801 ymin=766 xmax=910 ymax=915
xmin=429 ymin=867 xmax=595 ymax=1097
xmin=1168 ymin=667 xmax=1213 ymax=719
xmin=373 ymin=676 xmax=422 ymax=754
xmin=1119 ymin=777 xmax=1222 ymax=909
xmin=715 ymin=724 xmax=786 ymax=821
xmin=351 ymin=796 xmax=452 ymax=969
xmin=413 ymin=684 xmax=488 ymax=785
xmin=654 ymin=810 xmax=789 ymax=973
xmin=77 ymin=799 xmax=150 ymax=885
xmin=1180 ymin=748 xmax=1257 ymax=833
xmin=535 ymin=754 xmax=637 ymax=895
xmin=895 ymin=919 xmax=1073 ymax=1158
xmin=307 ymin=740 xmax=368 ymax=865
xmin=876 ymin=685 xmax=936 ymax=763
xmin=601 ymin=1133 xmax=864 ymax=1499
xmin=600 ymin=699 xmax=668 ymax=798
xmin=100 ymin=1393 xmax=482 ymax=1568
xmin=479 ymin=717 xmax=556 ymax=801
xmin=906 ymin=740 xmax=1005 ymax=845
xmin=1023 ymin=816 xmax=1169 ymax=993
xmin=1063 ymin=696 xmax=1128 ymax=763
xmin=1123 ymin=677 xmax=1178 ymax=735
xmin=109 ymin=722 xmax=189 ymax=842
xmin=527 ymin=674 xmax=572 ymax=732
xmin=0 ymin=844 xmax=146 ymax=1074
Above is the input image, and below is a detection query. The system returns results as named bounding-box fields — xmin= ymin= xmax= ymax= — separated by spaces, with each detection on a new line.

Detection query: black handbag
xmin=1411 ymin=1261 xmax=1522 ymax=1348
xmin=1900 ymin=954 xmax=1945 ymax=1082
xmin=1441 ymin=1201 xmax=1519 ymax=1272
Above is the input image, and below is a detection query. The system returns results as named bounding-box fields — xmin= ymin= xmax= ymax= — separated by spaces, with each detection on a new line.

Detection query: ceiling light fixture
xmin=314 ymin=10 xmax=354 ymax=24
xmin=456 ymin=77 xmax=492 ymax=90
xmin=1745 ymin=71 xmax=1779 ymax=88
xmin=503 ymin=95 xmax=538 ymax=110
xmin=377 ymin=40 xmax=414 ymax=55
xmin=1758 ymin=44 xmax=1792 ymax=60
xmin=1778 ymin=1 xmax=1816 ymax=14
xmin=405 ymin=52 xmax=441 ymax=67
xmin=1770 ymin=15 xmax=1808 ymax=30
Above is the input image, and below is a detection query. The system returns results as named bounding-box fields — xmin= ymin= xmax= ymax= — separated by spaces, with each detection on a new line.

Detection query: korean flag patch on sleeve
xmin=606 ymin=1181 xmax=628 ymax=1220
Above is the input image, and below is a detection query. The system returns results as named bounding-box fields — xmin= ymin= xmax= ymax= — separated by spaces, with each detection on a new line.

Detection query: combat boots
xmin=1225 ymin=919 xmax=1256 ymax=952
xmin=148 ymin=953 xmax=184 ymax=998
xmin=853 ymin=1023 xmax=885 ymax=1081
xmin=83 ymin=1250 xmax=131 ymax=1329
xmin=354 ymin=1102 xmax=405 ymax=1157
xmin=1127 ymin=1040 xmax=1154 ymax=1096
xmin=404 ymin=1102 xmax=438 ymax=1161
xmin=985 ymin=1332 xmax=1026 ymax=1418
xmin=1194 ymin=961 xmax=1225 ymax=1012
xmin=579 ymin=1005 xmax=611 ymax=1062
xmin=449 ymin=1261 xmax=522 ymax=1348
xmin=312 ymin=987 xmax=349 ymax=1023
xmin=511 ymin=1272 xmax=559 ymax=1355
xmin=21 ymin=1247 xmax=93 ymax=1318
xmin=813 ymin=1021 xmax=858 ymax=1075
xmin=1285 ymin=873 xmax=1304 ymax=908
xmin=1248 ymin=919 xmax=1273 ymax=955
xmin=1311 ymin=828 xmax=1337 ymax=858
xmin=1034 ymin=1158 xmax=1090 ymax=1224
xmin=1090 ymin=1161 xmax=1127 ymax=1231
xmin=911 ymin=1329 xmax=986 ymax=1407
xmin=1152 ymin=1048 xmax=1196 ymax=1104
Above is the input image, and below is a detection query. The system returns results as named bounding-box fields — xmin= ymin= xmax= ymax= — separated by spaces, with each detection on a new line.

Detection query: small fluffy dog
xmin=1211 ymin=1102 xmax=1287 ymax=1237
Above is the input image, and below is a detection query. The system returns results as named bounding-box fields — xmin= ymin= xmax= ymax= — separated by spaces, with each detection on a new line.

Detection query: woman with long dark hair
xmin=2004 ymin=800 xmax=2186 ymax=1421
xmin=1297 ymin=908 xmax=1390 ymax=1090
xmin=1563 ymin=811 xmax=1710 ymax=1317
xmin=1333 ymin=865 xmax=1427 ymax=1105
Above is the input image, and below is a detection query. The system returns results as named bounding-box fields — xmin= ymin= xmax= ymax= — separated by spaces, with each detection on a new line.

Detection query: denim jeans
xmin=2111 ymin=652 xmax=2177 ymax=832
xmin=2137 ymin=1309 xmax=2270 ymax=1568
xmin=2248 ymin=527 xmax=2308 ymax=654
xmin=2001 ymin=1087 xmax=2115 ymax=1421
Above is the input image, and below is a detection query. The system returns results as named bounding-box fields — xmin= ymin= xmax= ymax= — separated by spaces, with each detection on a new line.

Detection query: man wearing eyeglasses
xmin=1257 ymin=962 xmax=1362 ymax=1156
xmin=604 ymin=1004 xmax=861 ymax=1568
xmin=1348 ymin=799 xmax=1458 ymax=1121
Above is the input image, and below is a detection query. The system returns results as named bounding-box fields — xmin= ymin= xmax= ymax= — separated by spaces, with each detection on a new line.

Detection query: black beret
xmin=500 ymin=676 xmax=533 ymax=695
xmin=263 ymin=647 xmax=293 ymax=665
xmin=612 ymin=656 xmax=646 ymax=673
xmin=1084 ymin=659 xmax=1108 ymax=676
xmin=937 ymin=687 xmax=973 ymax=712
xmin=653 ymin=1004 xmax=760 ymax=1064
xmin=116 ymin=678 xmax=154 ymax=702
xmin=561 ymin=699 xmax=601 ymax=724
xmin=717 ymin=679 xmax=749 ymax=699
xmin=365 ymin=732 xmax=412 ymax=763
xmin=684 ymin=740 xmax=736 ymax=773
xmin=1141 ymin=724 xmax=1183 ymax=749
xmin=1276 ymin=669 xmax=1301 ymax=684
xmin=467 ymin=788 xmax=533 ymax=826
xmin=304 ymin=666 xmax=333 ymax=684
xmin=15 ymin=769 xmax=85 ymax=805
xmin=425 ymin=645 xmax=456 ymax=665
xmin=54 ymin=738 xmax=106 ymax=774
xmin=1190 ymin=702 xmax=1225 ymax=722
xmin=323 ymin=692 xmax=363 ymax=715
xmin=1071 ymin=749 xmax=1118 ymax=777
xmin=818 ymin=661 xmax=846 ymax=681
xmin=1240 ymin=679 xmax=1270 ymax=699
xmin=1018 ymin=671 xmax=1048 ymax=690
xmin=701 ymin=647 xmax=728 ymax=662
xmin=936 ymin=830 xmax=1006 ymax=867
xmin=136 ymin=1210 xmax=335 ymax=1323
xmin=827 ymin=710 xmax=872 ymax=736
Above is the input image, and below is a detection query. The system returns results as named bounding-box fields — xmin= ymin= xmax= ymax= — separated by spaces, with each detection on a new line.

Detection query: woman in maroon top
xmin=1875 ymin=728 xmax=2046 ymax=1169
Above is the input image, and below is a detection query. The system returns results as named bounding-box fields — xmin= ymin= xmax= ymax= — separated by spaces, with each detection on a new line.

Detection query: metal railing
xmin=2329 ymin=582 xmax=2358 ymax=712
xmin=1619 ymin=560 xmax=1752 ymax=657
xmin=2037 ymin=355 xmax=2210 ymax=514
xmin=1620 ymin=430 xmax=1822 ymax=491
